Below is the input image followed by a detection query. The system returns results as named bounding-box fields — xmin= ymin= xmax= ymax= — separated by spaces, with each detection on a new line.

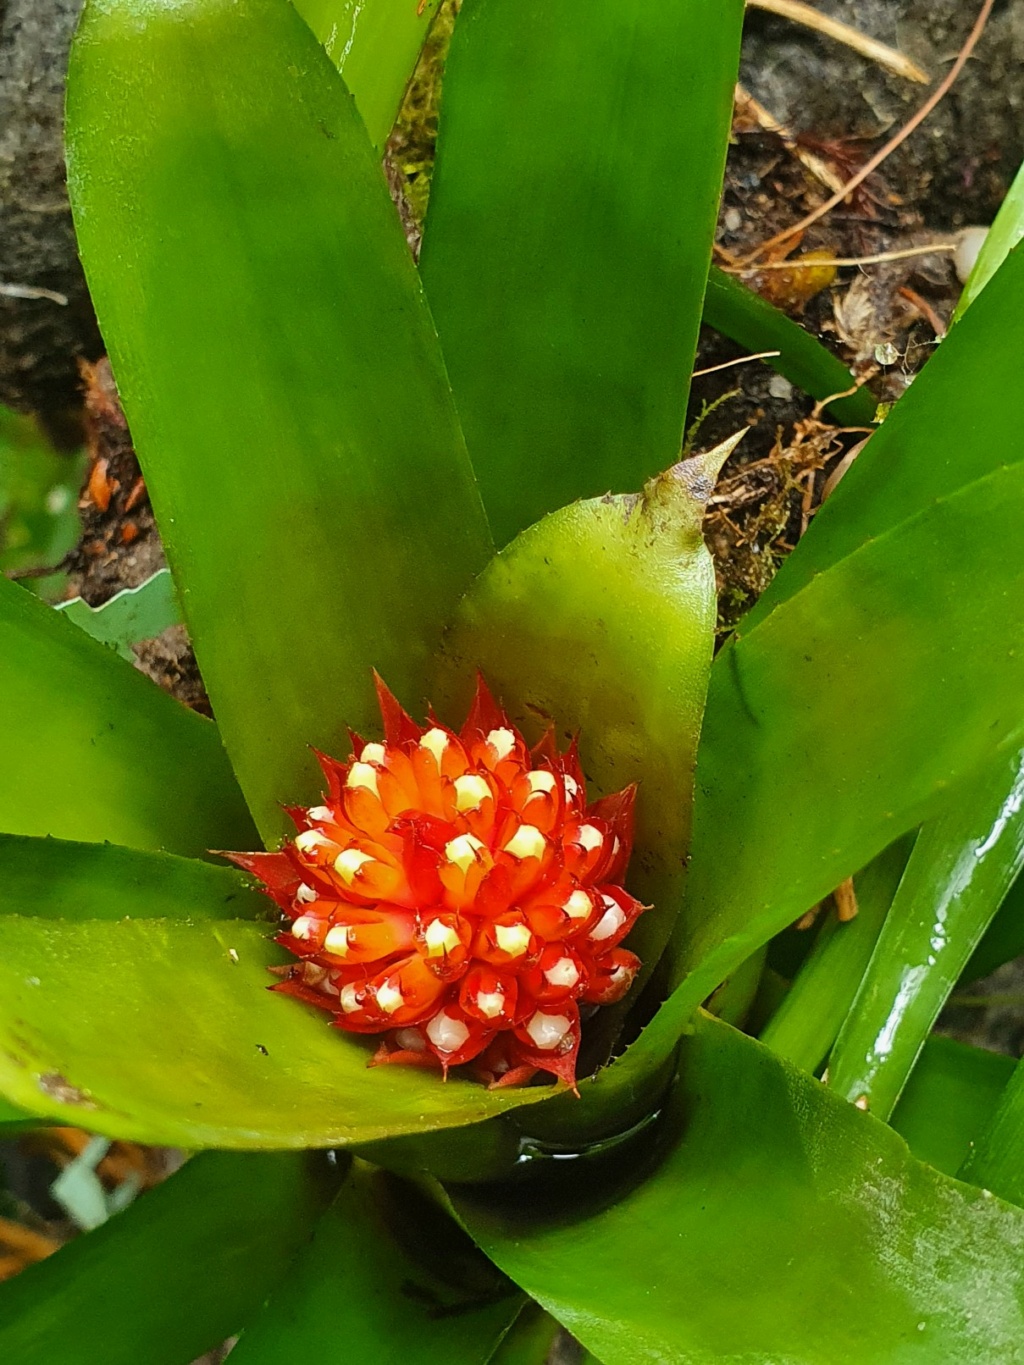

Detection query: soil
xmin=59 ymin=358 xmax=211 ymax=711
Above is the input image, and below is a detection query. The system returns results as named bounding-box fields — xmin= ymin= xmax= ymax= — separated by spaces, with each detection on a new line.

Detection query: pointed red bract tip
xmin=373 ymin=670 xmax=423 ymax=746
xmin=227 ymin=676 xmax=647 ymax=1088
xmin=461 ymin=671 xmax=509 ymax=743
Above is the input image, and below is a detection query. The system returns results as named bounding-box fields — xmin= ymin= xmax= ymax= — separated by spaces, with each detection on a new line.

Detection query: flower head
xmin=229 ymin=676 xmax=645 ymax=1087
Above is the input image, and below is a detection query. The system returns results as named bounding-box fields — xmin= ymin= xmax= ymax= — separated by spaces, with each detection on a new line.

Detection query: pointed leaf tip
xmin=682 ymin=428 xmax=747 ymax=496
xmin=637 ymin=429 xmax=745 ymax=549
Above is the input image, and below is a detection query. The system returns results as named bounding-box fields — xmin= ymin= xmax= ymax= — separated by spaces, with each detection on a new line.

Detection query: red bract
xmin=228 ymin=676 xmax=645 ymax=1088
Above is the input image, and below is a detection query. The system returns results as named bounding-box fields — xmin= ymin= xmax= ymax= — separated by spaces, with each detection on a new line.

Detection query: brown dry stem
xmin=747 ymin=1 xmax=930 ymax=84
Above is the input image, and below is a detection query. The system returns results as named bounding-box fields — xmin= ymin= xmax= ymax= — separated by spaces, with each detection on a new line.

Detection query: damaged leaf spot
xmin=37 ymin=1071 xmax=98 ymax=1109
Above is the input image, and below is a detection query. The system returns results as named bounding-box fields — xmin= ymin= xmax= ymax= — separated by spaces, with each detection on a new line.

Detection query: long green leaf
xmin=738 ymin=243 xmax=1024 ymax=630
xmin=0 ymin=408 xmax=83 ymax=596
xmin=68 ymin=0 xmax=492 ymax=843
xmin=669 ymin=460 xmax=1024 ymax=1015
xmin=953 ymin=187 xmax=1024 ymax=322
xmin=0 ymin=833 xmax=269 ymax=921
xmin=962 ymin=870 xmax=1024 ymax=982
xmin=505 ymin=451 xmax=1024 ymax=1141
xmin=961 ymin=1053 xmax=1024 ymax=1204
xmin=633 ymin=212 xmax=1024 ymax=1127
xmin=0 ymin=1150 xmax=340 ymax=1365
xmin=438 ymin=438 xmax=739 ymax=998
xmin=829 ymin=746 xmax=1024 ymax=1119
xmin=0 ymin=918 xmax=549 ymax=1148
xmin=892 ymin=1037 xmax=1015 ymax=1178
xmin=0 ymin=1096 xmax=41 ymax=1131
xmin=294 ymin=0 xmax=442 ymax=150
xmin=453 ymin=1013 xmax=1024 ymax=1365
xmin=488 ymin=1304 xmax=563 ymax=1365
xmin=0 ymin=574 xmax=254 ymax=855
xmin=420 ymin=0 xmax=744 ymax=543
xmin=760 ymin=837 xmax=912 ymax=1073
xmin=230 ymin=1162 xmax=521 ymax=1364
xmin=703 ymin=267 xmax=877 ymax=426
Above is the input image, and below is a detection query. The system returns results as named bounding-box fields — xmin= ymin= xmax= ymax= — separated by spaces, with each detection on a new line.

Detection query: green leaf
xmin=961 ymin=1051 xmax=1024 ymax=1204
xmin=294 ymin=0 xmax=442 ymax=150
xmin=0 ymin=918 xmax=550 ymax=1147
xmin=420 ymin=0 xmax=744 ymax=544
xmin=705 ymin=944 xmax=765 ymax=1029
xmin=703 ymin=267 xmax=877 ymax=426
xmin=438 ymin=438 xmax=740 ymax=996
xmin=669 ymin=460 xmax=1024 ymax=1021
xmin=0 ymin=407 xmax=84 ymax=600
xmin=67 ymin=0 xmax=492 ymax=844
xmin=593 ymin=453 xmax=1024 ymax=1122
xmin=0 ymin=833 xmax=269 ymax=922
xmin=488 ymin=1303 xmax=563 ymax=1365
xmin=624 ymin=219 xmax=1024 ymax=1106
xmin=953 ymin=188 xmax=1024 ymax=322
xmin=0 ymin=573 xmax=254 ymax=856
xmin=759 ymin=836 xmax=913 ymax=1073
xmin=0 ymin=1096 xmax=41 ymax=1131
xmin=0 ymin=1150 xmax=341 ymax=1365
xmin=891 ymin=1037 xmax=1015 ymax=1178
xmin=453 ymin=1012 xmax=1024 ymax=1365
xmin=961 ymin=869 xmax=1024 ymax=983
xmin=56 ymin=569 xmax=181 ymax=661
xmin=660 ymin=168 xmax=1024 ymax=1042
xmin=739 ymin=241 xmax=1024 ymax=630
xmin=230 ymin=1161 xmax=521 ymax=1365
xmin=828 ymin=747 xmax=1024 ymax=1119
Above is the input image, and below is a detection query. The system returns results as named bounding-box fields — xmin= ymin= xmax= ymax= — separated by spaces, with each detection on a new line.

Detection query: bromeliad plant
xmin=4 ymin=0 xmax=1024 ymax=1360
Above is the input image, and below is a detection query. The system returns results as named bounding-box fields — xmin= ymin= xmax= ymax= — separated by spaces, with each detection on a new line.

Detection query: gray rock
xmin=0 ymin=0 xmax=100 ymax=441
xmin=741 ymin=0 xmax=1024 ymax=229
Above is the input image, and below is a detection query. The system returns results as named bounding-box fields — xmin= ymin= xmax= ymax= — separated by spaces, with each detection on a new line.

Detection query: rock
xmin=741 ymin=0 xmax=1024 ymax=229
xmin=0 ymin=0 xmax=101 ymax=442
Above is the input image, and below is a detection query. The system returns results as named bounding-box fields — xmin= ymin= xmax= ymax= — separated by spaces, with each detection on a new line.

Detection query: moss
xmin=387 ymin=0 xmax=461 ymax=228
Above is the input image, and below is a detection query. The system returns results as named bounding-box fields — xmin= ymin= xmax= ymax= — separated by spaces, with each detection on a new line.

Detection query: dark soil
xmin=65 ymin=358 xmax=162 ymax=602
xmin=684 ymin=0 xmax=1024 ymax=630
xmin=60 ymin=358 xmax=210 ymax=711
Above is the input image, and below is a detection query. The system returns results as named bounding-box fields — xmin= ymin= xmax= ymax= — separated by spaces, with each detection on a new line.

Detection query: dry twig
xmin=722 ymin=243 xmax=956 ymax=273
xmin=735 ymin=84 xmax=848 ymax=196
xmin=834 ymin=877 xmax=860 ymax=923
xmin=747 ymin=0 xmax=930 ymax=84
xmin=693 ymin=351 xmax=781 ymax=379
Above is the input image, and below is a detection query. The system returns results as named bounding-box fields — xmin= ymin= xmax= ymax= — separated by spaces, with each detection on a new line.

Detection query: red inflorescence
xmin=229 ymin=676 xmax=646 ymax=1088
